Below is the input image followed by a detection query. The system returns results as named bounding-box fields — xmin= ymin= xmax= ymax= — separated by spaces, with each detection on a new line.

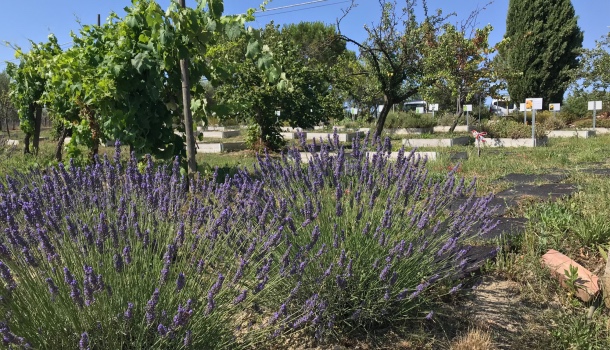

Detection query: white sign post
xmin=520 ymin=103 xmax=526 ymax=124
xmin=588 ymin=101 xmax=603 ymax=129
xmin=549 ymin=103 xmax=560 ymax=119
xmin=463 ymin=104 xmax=472 ymax=127
xmin=429 ymin=103 xmax=439 ymax=118
xmin=526 ymin=98 xmax=543 ymax=146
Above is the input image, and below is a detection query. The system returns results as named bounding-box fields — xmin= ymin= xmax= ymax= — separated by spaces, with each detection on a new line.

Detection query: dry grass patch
xmin=450 ymin=328 xmax=495 ymax=350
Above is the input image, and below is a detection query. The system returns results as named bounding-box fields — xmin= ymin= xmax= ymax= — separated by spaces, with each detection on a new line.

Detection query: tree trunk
xmin=4 ymin=116 xmax=9 ymax=138
xmin=82 ymin=105 xmax=100 ymax=162
xmin=23 ymin=132 xmax=31 ymax=154
xmin=32 ymin=104 xmax=42 ymax=155
xmin=449 ymin=110 xmax=465 ymax=133
xmin=179 ymin=0 xmax=197 ymax=179
xmin=54 ymin=126 xmax=68 ymax=162
xmin=375 ymin=96 xmax=392 ymax=139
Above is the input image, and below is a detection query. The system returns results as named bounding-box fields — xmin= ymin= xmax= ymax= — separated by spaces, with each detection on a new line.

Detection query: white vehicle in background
xmin=403 ymin=100 xmax=428 ymax=113
xmin=490 ymin=97 xmax=516 ymax=116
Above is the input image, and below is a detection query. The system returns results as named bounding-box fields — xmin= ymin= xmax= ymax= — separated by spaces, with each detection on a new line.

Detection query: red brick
xmin=541 ymin=249 xmax=600 ymax=302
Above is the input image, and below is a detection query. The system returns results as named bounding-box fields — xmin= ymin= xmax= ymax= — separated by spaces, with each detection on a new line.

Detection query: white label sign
xmin=429 ymin=104 xmax=439 ymax=112
xmin=519 ymin=103 xmax=526 ymax=112
xmin=588 ymin=101 xmax=603 ymax=110
xmin=350 ymin=108 xmax=358 ymax=115
xmin=525 ymin=98 xmax=543 ymax=111
xmin=463 ymin=104 xmax=472 ymax=112
xmin=549 ymin=103 xmax=560 ymax=111
xmin=275 ymin=110 xmax=281 ymax=116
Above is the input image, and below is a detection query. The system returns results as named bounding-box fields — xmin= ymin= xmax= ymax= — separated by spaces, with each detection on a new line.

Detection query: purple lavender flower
xmin=409 ymin=281 xmax=430 ymax=300
xmin=145 ymin=289 xmax=160 ymax=325
xmin=159 ymin=262 xmax=170 ymax=285
xmin=269 ymin=303 xmax=287 ymax=325
xmin=379 ymin=263 xmax=391 ymax=281
xmin=209 ymin=273 xmax=224 ymax=296
xmin=0 ymin=322 xmax=24 ymax=346
xmin=64 ymin=267 xmax=74 ymax=284
xmin=46 ymin=278 xmax=59 ymax=301
xmin=79 ymin=332 xmax=89 ymax=350
xmin=157 ymin=324 xmax=168 ymax=336
xmin=172 ymin=300 xmax=193 ymax=328
xmin=425 ymin=311 xmax=434 ymax=320
xmin=205 ymin=292 xmax=216 ymax=316
xmin=449 ymin=284 xmax=462 ymax=295
xmin=234 ymin=289 xmax=248 ymax=305
xmin=113 ymin=254 xmax=124 ymax=272
xmin=69 ymin=279 xmax=84 ymax=308
xmin=0 ymin=261 xmax=18 ymax=290
xmin=122 ymin=246 xmax=131 ymax=265
xmin=336 ymin=275 xmax=347 ymax=289
xmin=183 ymin=330 xmax=192 ymax=347
xmin=176 ymin=272 xmax=185 ymax=291
xmin=124 ymin=302 xmax=134 ymax=320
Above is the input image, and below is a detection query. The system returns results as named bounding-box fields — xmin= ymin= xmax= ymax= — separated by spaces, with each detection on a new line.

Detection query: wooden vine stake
xmin=602 ymin=248 xmax=610 ymax=308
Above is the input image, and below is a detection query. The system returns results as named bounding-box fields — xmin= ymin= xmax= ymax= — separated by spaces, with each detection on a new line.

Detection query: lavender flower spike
xmin=79 ymin=332 xmax=89 ymax=350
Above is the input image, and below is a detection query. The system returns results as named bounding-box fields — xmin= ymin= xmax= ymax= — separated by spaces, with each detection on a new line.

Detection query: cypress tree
xmin=502 ymin=0 xmax=583 ymax=106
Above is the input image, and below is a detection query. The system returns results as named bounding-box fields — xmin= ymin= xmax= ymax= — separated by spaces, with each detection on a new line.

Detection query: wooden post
xmin=179 ymin=0 xmax=197 ymax=177
xmin=602 ymin=248 xmax=610 ymax=308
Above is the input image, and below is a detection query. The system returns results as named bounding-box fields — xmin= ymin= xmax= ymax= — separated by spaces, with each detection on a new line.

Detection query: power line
xmin=254 ymin=0 xmax=331 ymax=13
xmin=255 ymin=0 xmax=351 ymax=18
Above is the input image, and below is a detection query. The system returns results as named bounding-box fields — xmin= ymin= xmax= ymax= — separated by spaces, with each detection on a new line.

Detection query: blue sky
xmin=1 ymin=0 xmax=609 ymax=71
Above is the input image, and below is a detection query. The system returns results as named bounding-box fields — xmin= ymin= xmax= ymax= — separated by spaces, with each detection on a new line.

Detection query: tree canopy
xmin=500 ymin=0 xmax=583 ymax=106
xmin=337 ymin=0 xmax=449 ymax=137
xmin=211 ymin=21 xmax=345 ymax=149
xmin=7 ymin=0 xmax=282 ymax=164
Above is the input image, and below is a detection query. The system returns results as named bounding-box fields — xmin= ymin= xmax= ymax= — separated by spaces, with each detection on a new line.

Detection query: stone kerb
xmin=402 ymin=136 xmax=470 ymax=148
xmin=280 ymin=132 xmax=307 ymax=140
xmin=200 ymin=130 xmax=241 ymax=139
xmin=306 ymin=131 xmax=364 ymax=142
xmin=547 ymin=130 xmax=596 ymax=138
xmin=593 ymin=128 xmax=610 ymax=134
xmin=433 ymin=125 xmax=474 ymax=133
xmin=388 ymin=128 xmax=434 ymax=135
xmin=291 ymin=151 xmax=468 ymax=164
xmin=6 ymin=139 xmax=20 ymax=146
xmin=484 ymin=137 xmax=548 ymax=147
xmin=195 ymin=142 xmax=247 ymax=153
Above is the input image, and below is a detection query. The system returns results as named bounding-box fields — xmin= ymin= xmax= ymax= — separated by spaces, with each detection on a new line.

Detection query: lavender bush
xmin=0 ymin=136 xmax=497 ymax=348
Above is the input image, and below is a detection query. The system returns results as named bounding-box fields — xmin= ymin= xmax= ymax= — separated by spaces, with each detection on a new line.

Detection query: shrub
xmin=0 ymin=137 xmax=496 ymax=348
xmin=385 ymin=111 xmax=437 ymax=129
xmin=542 ymin=118 xmax=566 ymax=131
xmin=573 ymin=118 xmax=610 ymax=128
xmin=482 ymin=119 xmax=547 ymax=139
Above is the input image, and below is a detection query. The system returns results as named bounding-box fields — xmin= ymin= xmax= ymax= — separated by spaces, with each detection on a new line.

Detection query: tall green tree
xmin=212 ymin=22 xmax=343 ymax=150
xmin=6 ymin=35 xmax=62 ymax=154
xmin=337 ymin=0 xmax=447 ymax=138
xmin=0 ymin=71 xmax=15 ymax=137
xmin=500 ymin=0 xmax=583 ymax=106
xmin=576 ymin=31 xmax=610 ymax=92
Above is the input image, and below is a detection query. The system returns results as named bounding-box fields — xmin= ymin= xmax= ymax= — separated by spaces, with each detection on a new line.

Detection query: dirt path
xmin=465 ymin=276 xmax=555 ymax=349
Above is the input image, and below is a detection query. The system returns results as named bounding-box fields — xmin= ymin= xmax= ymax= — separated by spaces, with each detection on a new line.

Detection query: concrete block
xmin=280 ymin=132 xmax=307 ymax=140
xmin=389 ymin=128 xmax=434 ymax=135
xmin=484 ymin=137 xmax=548 ymax=147
xmin=541 ymin=249 xmax=600 ymax=302
xmin=402 ymin=136 xmax=470 ymax=147
xmin=6 ymin=139 xmax=19 ymax=146
xmin=201 ymin=130 xmax=241 ymax=139
xmin=433 ymin=125 xmax=474 ymax=133
xmin=547 ymin=130 xmax=596 ymax=138
xmin=306 ymin=132 xmax=363 ymax=142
